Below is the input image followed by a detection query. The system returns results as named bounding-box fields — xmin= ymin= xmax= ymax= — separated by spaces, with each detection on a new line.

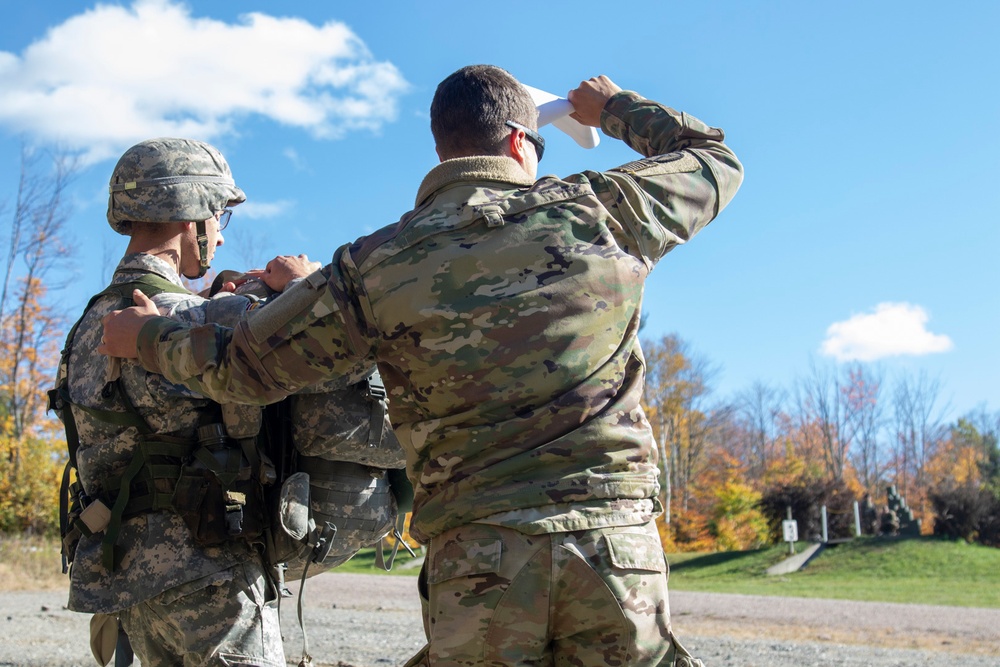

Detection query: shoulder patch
xmin=611 ymin=152 xmax=700 ymax=176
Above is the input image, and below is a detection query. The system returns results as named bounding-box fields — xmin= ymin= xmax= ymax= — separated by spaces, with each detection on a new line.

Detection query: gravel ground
xmin=1 ymin=572 xmax=998 ymax=666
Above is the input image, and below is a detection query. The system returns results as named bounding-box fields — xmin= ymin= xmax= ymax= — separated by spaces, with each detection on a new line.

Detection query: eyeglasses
xmin=217 ymin=209 xmax=233 ymax=230
xmin=505 ymin=120 xmax=545 ymax=162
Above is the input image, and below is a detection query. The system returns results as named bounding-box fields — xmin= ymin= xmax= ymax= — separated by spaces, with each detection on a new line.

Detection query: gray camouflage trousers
xmin=118 ymin=560 xmax=283 ymax=667
xmin=408 ymin=520 xmax=699 ymax=666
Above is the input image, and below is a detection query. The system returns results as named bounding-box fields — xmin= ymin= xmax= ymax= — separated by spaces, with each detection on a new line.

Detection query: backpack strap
xmin=364 ymin=370 xmax=388 ymax=449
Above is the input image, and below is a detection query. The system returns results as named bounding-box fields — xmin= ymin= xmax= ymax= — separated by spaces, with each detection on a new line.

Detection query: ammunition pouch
xmin=171 ymin=431 xmax=268 ymax=547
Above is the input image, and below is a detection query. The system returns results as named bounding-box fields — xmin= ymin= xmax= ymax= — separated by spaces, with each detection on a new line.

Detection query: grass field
xmin=4 ymin=533 xmax=998 ymax=609
xmin=666 ymin=536 xmax=1000 ymax=608
xmin=328 ymin=535 xmax=1000 ymax=608
xmin=0 ymin=534 xmax=65 ymax=590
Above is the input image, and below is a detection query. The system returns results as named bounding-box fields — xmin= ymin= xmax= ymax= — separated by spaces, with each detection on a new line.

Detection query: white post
xmin=784 ymin=506 xmax=796 ymax=554
xmin=821 ymin=505 xmax=828 ymax=543
xmin=853 ymin=500 xmax=861 ymax=537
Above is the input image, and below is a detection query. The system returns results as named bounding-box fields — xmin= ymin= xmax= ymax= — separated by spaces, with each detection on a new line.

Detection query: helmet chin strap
xmin=195 ymin=219 xmax=210 ymax=278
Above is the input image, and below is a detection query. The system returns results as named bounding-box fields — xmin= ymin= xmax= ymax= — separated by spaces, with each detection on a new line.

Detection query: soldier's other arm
xmin=571 ymin=78 xmax=744 ymax=264
xmin=101 ymin=250 xmax=375 ymax=405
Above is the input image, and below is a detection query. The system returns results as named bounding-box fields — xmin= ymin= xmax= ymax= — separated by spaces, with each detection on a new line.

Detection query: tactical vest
xmin=49 ymin=273 xmax=271 ymax=573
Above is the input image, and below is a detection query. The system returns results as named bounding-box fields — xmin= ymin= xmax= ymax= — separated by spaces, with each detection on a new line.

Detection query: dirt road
xmin=1 ymin=572 xmax=997 ymax=666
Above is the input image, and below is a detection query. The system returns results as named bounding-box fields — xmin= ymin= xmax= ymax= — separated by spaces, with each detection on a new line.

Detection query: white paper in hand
xmin=522 ymin=84 xmax=601 ymax=149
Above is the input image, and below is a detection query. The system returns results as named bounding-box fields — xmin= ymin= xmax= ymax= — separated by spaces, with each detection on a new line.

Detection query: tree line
xmin=642 ymin=333 xmax=1000 ymax=550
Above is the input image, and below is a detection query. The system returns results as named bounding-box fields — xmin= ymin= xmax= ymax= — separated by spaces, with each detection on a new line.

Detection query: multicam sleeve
xmin=136 ymin=255 xmax=376 ymax=405
xmin=588 ymin=90 xmax=744 ymax=265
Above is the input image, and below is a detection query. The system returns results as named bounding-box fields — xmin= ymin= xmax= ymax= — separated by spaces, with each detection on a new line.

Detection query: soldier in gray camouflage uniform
xmin=102 ymin=67 xmax=744 ymax=665
xmin=56 ymin=138 xmax=315 ymax=667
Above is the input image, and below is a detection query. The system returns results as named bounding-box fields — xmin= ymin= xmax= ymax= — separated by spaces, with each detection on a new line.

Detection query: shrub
xmin=709 ymin=481 xmax=770 ymax=550
xmin=930 ymin=484 xmax=1000 ymax=546
xmin=0 ymin=435 xmax=64 ymax=536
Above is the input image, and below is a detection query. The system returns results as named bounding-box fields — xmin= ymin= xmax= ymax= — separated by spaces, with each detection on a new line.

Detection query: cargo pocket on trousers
xmin=428 ymin=538 xmax=502 ymax=584
xmin=156 ymin=568 xmax=235 ymax=606
xmin=604 ymin=532 xmax=668 ymax=572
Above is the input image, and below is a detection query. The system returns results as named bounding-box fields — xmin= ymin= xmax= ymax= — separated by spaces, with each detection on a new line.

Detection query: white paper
xmin=522 ymin=84 xmax=600 ymax=150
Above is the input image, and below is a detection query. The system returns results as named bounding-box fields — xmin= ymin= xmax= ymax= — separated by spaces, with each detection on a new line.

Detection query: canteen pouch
xmin=269 ymin=472 xmax=315 ymax=565
xmin=267 ymin=461 xmax=396 ymax=581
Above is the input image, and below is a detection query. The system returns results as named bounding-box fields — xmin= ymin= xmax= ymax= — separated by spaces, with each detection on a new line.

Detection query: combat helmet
xmin=107 ymin=137 xmax=246 ymax=276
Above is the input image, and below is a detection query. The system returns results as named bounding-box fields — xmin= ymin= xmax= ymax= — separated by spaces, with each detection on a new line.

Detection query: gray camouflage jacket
xmin=60 ymin=253 xmax=255 ymax=613
xmin=135 ymin=90 xmax=744 ymax=544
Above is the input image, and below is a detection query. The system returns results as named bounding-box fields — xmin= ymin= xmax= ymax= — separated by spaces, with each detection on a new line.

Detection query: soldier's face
xmin=179 ymin=215 xmax=225 ymax=279
xmin=207 ymin=213 xmax=225 ymax=259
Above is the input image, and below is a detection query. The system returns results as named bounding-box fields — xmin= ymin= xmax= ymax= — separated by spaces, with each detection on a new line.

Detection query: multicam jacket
xmin=60 ymin=253 xmax=255 ymax=613
xmin=135 ymin=90 xmax=744 ymax=544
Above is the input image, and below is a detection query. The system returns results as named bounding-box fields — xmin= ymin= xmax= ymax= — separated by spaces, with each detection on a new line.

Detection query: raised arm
xmin=572 ymin=79 xmax=744 ymax=265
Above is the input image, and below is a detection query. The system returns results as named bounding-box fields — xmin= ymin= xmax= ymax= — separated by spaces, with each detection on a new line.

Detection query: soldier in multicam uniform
xmin=55 ymin=138 xmax=316 ymax=666
xmin=102 ymin=67 xmax=744 ymax=665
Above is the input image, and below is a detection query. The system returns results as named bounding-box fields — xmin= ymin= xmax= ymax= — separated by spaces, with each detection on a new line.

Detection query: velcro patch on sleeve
xmin=611 ymin=152 xmax=700 ymax=177
xmin=246 ymin=275 xmax=335 ymax=344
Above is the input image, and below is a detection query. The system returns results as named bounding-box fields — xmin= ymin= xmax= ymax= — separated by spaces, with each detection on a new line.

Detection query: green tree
xmin=709 ymin=480 xmax=769 ymax=550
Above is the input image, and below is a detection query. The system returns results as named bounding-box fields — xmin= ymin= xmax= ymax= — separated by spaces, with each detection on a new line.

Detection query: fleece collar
xmin=415 ymin=156 xmax=535 ymax=206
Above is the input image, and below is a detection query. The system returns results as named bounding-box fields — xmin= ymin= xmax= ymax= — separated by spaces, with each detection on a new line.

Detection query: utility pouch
xmin=79 ymin=500 xmax=112 ymax=534
xmin=267 ymin=459 xmax=396 ymax=582
xmin=172 ymin=425 xmax=265 ymax=546
xmin=290 ymin=370 xmax=404 ymax=469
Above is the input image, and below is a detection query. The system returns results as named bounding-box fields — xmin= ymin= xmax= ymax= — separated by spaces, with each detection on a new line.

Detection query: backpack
xmin=263 ymin=370 xmax=413 ymax=587
xmin=218 ymin=274 xmax=413 ymax=667
xmin=217 ymin=273 xmax=413 ymax=587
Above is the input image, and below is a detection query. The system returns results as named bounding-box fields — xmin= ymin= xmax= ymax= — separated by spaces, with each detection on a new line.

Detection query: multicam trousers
xmin=408 ymin=520 xmax=701 ymax=666
xmin=118 ymin=559 xmax=283 ymax=667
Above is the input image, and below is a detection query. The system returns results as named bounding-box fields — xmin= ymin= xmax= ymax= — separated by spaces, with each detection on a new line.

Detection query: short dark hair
xmin=430 ymin=65 xmax=537 ymax=160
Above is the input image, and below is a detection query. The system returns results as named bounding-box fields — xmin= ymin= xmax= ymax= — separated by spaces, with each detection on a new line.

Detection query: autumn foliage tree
xmin=0 ymin=146 xmax=74 ymax=535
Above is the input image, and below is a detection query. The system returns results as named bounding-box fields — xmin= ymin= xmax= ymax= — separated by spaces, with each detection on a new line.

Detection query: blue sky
xmin=1 ymin=0 xmax=997 ymax=419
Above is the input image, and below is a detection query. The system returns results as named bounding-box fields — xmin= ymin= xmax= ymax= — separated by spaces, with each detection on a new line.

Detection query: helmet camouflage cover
xmin=107 ymin=138 xmax=246 ymax=235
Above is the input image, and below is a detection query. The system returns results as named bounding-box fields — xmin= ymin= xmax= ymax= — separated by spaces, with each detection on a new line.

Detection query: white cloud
xmin=821 ymin=302 xmax=953 ymax=362
xmin=0 ymin=0 xmax=409 ymax=163
xmin=237 ymin=199 xmax=294 ymax=220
